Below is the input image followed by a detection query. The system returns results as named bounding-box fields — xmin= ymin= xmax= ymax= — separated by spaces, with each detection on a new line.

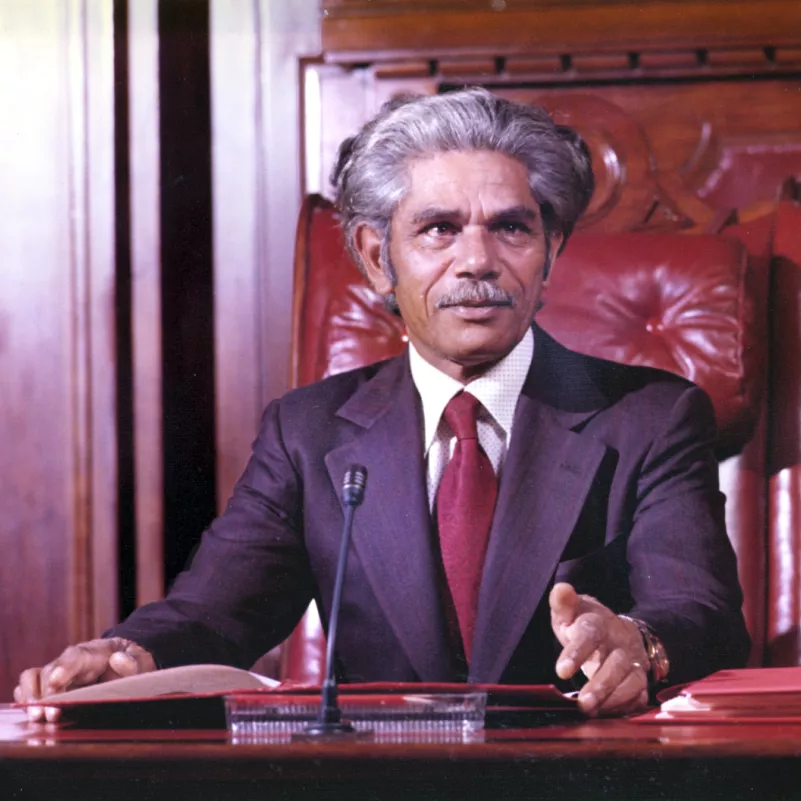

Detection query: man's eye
xmin=495 ymin=221 xmax=532 ymax=235
xmin=422 ymin=222 xmax=457 ymax=236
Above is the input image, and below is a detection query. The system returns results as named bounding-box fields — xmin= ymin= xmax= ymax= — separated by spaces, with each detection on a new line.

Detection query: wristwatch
xmin=618 ymin=615 xmax=670 ymax=684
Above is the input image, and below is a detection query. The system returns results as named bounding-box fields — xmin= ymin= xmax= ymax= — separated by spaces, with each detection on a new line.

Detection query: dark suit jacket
xmin=112 ymin=326 xmax=750 ymax=685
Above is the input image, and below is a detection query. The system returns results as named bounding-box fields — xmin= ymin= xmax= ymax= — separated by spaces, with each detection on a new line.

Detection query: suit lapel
xmin=469 ymin=329 xmax=612 ymax=682
xmin=324 ymin=356 xmax=454 ymax=681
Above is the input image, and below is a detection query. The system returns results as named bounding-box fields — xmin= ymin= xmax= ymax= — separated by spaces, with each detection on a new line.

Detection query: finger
xmin=555 ymin=611 xmax=605 ymax=680
xmin=100 ymin=643 xmax=156 ymax=684
xmin=15 ymin=669 xmax=48 ymax=722
xmin=125 ymin=642 xmax=157 ymax=672
xmin=590 ymin=664 xmax=649 ymax=717
xmin=108 ymin=650 xmax=142 ymax=678
xmin=41 ymin=641 xmax=116 ymax=694
xmin=600 ymin=682 xmax=650 ymax=717
xmin=14 ymin=668 xmax=48 ymax=722
xmin=44 ymin=706 xmax=62 ymax=724
xmin=578 ymin=648 xmax=646 ymax=716
xmin=15 ymin=668 xmax=46 ymax=705
xmin=549 ymin=582 xmax=580 ymax=642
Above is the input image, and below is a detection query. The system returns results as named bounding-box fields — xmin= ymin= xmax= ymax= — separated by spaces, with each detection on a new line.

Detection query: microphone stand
xmin=294 ymin=466 xmax=370 ymax=740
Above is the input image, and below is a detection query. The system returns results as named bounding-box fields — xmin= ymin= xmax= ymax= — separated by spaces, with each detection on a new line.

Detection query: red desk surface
xmin=2 ymin=705 xmax=800 ymax=800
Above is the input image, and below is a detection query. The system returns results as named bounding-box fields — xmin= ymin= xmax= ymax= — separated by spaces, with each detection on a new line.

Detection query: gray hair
xmin=330 ymin=87 xmax=594 ymax=286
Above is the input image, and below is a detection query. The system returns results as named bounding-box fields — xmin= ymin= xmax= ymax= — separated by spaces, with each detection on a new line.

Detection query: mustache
xmin=436 ymin=281 xmax=515 ymax=309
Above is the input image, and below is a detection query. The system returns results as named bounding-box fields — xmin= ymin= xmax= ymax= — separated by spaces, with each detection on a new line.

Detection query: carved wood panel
xmin=499 ymin=81 xmax=801 ymax=226
xmin=304 ymin=65 xmax=801 ymax=232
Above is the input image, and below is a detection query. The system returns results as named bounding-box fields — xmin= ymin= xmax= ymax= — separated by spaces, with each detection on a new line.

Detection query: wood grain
xmin=129 ymin=0 xmax=164 ymax=607
xmin=0 ymin=0 xmax=116 ymax=698
xmin=321 ymin=0 xmax=801 ymax=60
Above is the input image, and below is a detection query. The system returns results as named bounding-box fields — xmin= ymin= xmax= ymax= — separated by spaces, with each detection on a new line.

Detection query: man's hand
xmin=550 ymin=582 xmax=649 ymax=717
xmin=13 ymin=638 xmax=156 ymax=722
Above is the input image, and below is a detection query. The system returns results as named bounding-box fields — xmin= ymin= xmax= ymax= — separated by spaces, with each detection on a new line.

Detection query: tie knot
xmin=443 ymin=391 xmax=481 ymax=440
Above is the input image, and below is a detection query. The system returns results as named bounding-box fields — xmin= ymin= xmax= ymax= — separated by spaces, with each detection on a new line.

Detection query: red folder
xmin=21 ymin=667 xmax=580 ymax=729
xmin=635 ymin=666 xmax=801 ymax=723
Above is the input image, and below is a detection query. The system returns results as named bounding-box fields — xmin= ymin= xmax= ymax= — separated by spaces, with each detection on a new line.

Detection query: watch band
xmin=618 ymin=615 xmax=670 ymax=683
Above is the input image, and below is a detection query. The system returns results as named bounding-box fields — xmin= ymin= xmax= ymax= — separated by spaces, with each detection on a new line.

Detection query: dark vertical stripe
xmin=158 ymin=0 xmax=217 ymax=587
xmin=113 ymin=0 xmax=136 ymax=618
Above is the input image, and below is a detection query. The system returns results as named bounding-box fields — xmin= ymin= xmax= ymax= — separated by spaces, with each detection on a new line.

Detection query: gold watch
xmin=619 ymin=615 xmax=670 ymax=684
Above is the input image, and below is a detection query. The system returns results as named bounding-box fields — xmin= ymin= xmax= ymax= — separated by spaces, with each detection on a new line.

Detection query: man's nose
xmin=454 ymin=227 xmax=498 ymax=279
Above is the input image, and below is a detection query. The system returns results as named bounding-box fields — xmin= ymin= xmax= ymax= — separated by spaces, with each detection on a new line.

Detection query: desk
xmin=3 ymin=706 xmax=801 ymax=801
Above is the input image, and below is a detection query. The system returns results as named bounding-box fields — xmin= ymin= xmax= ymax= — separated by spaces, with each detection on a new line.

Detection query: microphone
xmin=341 ymin=465 xmax=367 ymax=506
xmin=294 ymin=465 xmax=369 ymax=739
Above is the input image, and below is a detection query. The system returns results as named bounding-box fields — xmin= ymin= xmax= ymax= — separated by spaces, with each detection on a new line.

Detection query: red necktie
xmin=436 ymin=391 xmax=498 ymax=660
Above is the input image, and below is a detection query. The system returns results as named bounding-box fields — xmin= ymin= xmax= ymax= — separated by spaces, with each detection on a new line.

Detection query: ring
xmin=631 ymin=661 xmax=645 ymax=671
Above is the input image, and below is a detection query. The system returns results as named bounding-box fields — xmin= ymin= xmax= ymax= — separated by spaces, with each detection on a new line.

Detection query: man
xmin=16 ymin=88 xmax=749 ymax=719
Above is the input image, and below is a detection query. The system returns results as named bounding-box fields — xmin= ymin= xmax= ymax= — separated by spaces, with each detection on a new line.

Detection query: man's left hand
xmin=550 ymin=582 xmax=649 ymax=716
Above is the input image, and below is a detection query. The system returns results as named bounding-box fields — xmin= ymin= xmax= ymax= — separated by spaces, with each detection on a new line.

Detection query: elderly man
xmin=16 ymin=88 xmax=749 ymax=718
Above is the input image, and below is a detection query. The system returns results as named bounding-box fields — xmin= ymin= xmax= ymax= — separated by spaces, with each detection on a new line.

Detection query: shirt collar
xmin=409 ymin=328 xmax=534 ymax=454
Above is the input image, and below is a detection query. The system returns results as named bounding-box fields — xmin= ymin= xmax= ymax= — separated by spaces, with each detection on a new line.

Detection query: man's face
xmin=357 ymin=150 xmax=558 ymax=382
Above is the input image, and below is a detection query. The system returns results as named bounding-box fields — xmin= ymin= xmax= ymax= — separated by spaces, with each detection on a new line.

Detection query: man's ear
xmin=353 ymin=223 xmax=394 ymax=296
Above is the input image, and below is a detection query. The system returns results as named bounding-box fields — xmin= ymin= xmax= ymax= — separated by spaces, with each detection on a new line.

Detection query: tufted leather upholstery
xmin=537 ymin=232 xmax=767 ymax=459
xmin=279 ymin=192 xmax=801 ymax=682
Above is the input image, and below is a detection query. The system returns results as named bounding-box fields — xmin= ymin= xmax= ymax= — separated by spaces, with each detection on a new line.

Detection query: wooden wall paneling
xmin=320 ymin=0 xmax=801 ymax=62
xmin=80 ymin=0 xmax=118 ymax=641
xmin=129 ymin=0 xmax=164 ymax=607
xmin=210 ymin=0 xmax=262 ymax=507
xmin=302 ymin=65 xmax=435 ymax=198
xmin=303 ymin=63 xmax=400 ymax=196
xmin=210 ymin=0 xmax=320 ymax=505
xmin=255 ymin=0 xmax=321 ymax=417
xmin=0 ymin=0 xmax=116 ymax=698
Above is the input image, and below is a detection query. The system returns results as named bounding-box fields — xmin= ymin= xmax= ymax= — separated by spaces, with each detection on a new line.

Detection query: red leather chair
xmin=278 ymin=192 xmax=801 ymax=682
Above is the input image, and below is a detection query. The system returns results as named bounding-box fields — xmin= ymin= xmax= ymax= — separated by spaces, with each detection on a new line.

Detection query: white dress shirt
xmin=409 ymin=328 xmax=535 ymax=512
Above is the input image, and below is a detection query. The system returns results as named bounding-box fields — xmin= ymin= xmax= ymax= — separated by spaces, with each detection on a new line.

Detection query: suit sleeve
xmin=107 ymin=399 xmax=315 ymax=669
xmin=626 ymin=385 xmax=751 ymax=683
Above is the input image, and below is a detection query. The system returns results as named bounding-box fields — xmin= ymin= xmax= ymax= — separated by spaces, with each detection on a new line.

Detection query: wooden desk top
xmin=3 ymin=706 xmax=801 ymax=800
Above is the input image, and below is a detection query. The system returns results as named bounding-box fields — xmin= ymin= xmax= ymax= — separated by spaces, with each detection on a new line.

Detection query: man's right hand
xmin=13 ymin=637 xmax=156 ymax=722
